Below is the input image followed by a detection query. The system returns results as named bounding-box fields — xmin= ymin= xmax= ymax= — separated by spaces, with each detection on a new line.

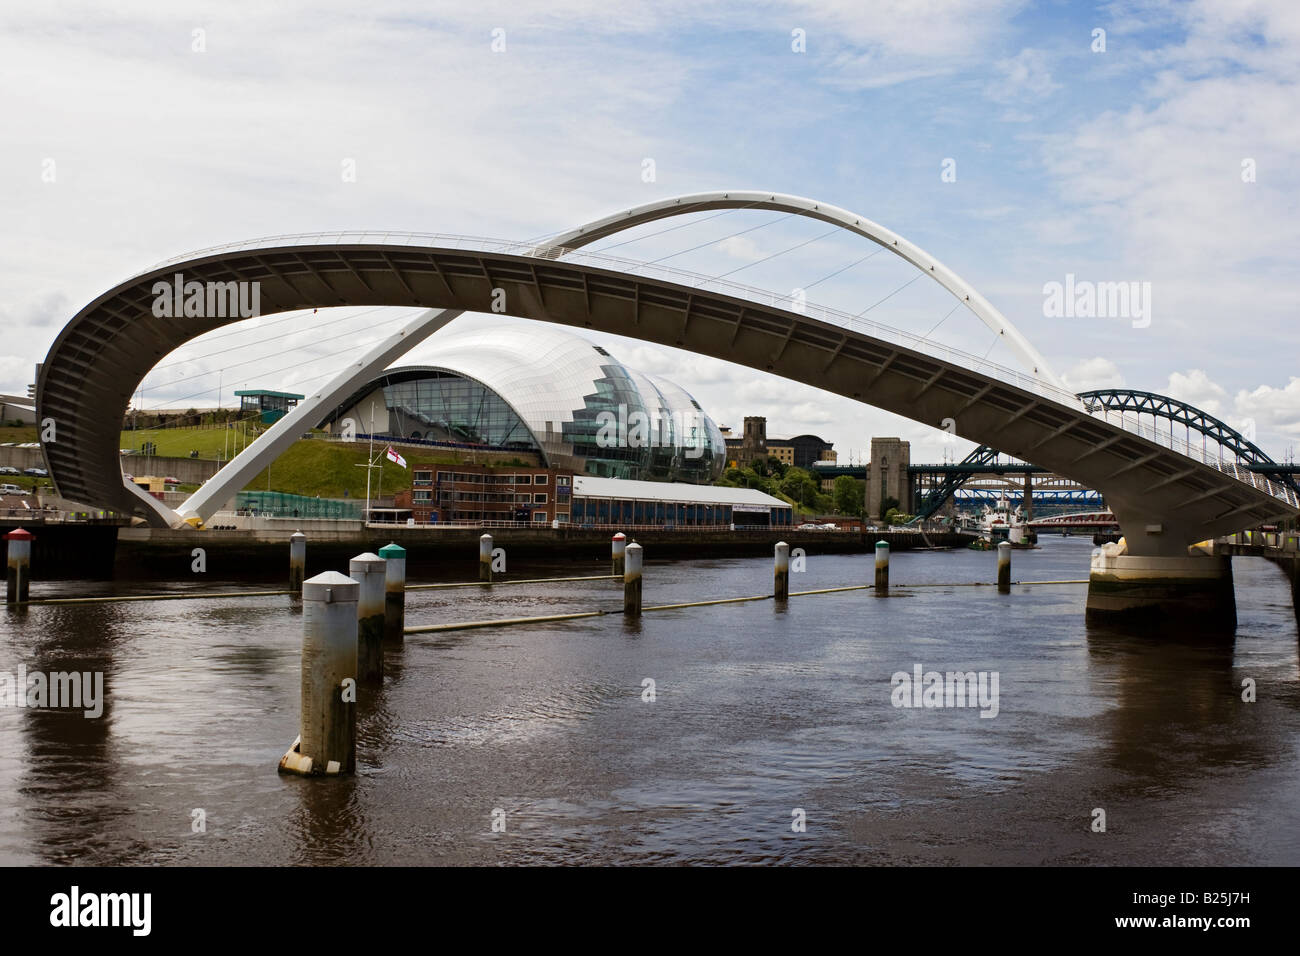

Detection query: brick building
xmin=395 ymin=464 xmax=572 ymax=524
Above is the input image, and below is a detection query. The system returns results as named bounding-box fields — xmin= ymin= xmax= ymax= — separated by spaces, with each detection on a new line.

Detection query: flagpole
xmin=365 ymin=401 xmax=375 ymax=523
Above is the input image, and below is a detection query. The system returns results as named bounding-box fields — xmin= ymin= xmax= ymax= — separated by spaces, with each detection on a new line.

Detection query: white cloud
xmin=1234 ymin=377 xmax=1300 ymax=440
xmin=1165 ymin=368 xmax=1228 ymax=416
xmin=986 ymin=48 xmax=1059 ymax=103
xmin=716 ymin=236 xmax=765 ymax=261
xmin=1064 ymin=357 xmax=1126 ymax=391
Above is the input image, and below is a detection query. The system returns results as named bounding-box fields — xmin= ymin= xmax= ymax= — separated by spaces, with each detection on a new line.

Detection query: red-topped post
xmin=5 ymin=528 xmax=34 ymax=604
xmin=611 ymin=532 xmax=626 ymax=576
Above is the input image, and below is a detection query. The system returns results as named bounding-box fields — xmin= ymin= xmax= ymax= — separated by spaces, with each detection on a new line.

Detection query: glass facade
xmin=383 ymin=372 xmax=537 ymax=450
xmin=562 ymin=364 xmax=653 ymax=479
xmin=327 ymin=322 xmax=727 ymax=482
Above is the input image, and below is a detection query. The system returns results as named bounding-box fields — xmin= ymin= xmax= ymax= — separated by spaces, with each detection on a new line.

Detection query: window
xmin=534 ymin=493 xmax=547 ymax=504
xmin=556 ymin=475 xmax=571 ymax=487
xmin=515 ymin=475 xmax=531 ymax=484
xmin=532 ymin=511 xmax=548 ymax=522
xmin=413 ymin=470 xmax=432 ymax=485
xmin=413 ymin=490 xmax=431 ymax=502
xmin=534 ymin=474 xmax=548 ymax=484
xmin=556 ymin=512 xmax=569 ymax=523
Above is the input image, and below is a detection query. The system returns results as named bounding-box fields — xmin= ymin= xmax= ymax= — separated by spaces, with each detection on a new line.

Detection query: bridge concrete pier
xmin=1086 ymin=548 xmax=1235 ymax=633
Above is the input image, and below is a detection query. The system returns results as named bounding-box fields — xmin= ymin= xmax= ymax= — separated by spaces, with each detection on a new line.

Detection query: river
xmin=1 ymin=534 xmax=1297 ymax=865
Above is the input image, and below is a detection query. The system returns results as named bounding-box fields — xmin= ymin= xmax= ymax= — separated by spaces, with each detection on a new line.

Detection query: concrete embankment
xmin=114 ymin=525 xmax=973 ymax=580
xmin=0 ymin=519 xmax=119 ymax=578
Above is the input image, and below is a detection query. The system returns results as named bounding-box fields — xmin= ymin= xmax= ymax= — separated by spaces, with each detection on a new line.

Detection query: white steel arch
xmin=544 ymin=191 xmax=1063 ymax=388
xmin=166 ymin=190 xmax=1057 ymax=526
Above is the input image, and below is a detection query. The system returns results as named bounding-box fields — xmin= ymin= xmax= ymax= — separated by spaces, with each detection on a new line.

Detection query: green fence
xmin=235 ymin=491 xmax=361 ymax=519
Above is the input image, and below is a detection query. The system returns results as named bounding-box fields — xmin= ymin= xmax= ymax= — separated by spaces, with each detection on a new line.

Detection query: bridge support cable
xmin=135 ymin=307 xmax=422 ymax=413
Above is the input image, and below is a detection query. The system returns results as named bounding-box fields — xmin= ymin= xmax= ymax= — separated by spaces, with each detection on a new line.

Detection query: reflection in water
xmin=11 ymin=604 xmax=120 ymax=864
xmin=1085 ymin=628 xmax=1267 ymax=785
xmin=286 ymin=776 xmax=364 ymax=866
xmin=0 ymin=539 xmax=1297 ymax=865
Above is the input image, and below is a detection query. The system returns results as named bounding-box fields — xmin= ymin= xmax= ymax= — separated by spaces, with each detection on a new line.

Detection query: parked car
xmin=163 ymin=476 xmax=181 ymax=485
xmin=0 ymin=483 xmax=24 ymax=495
xmin=0 ymin=466 xmax=18 ymax=476
xmin=23 ymin=467 xmax=48 ymax=477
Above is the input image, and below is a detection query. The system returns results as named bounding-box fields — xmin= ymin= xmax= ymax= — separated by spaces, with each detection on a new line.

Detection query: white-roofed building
xmin=570 ymin=475 xmax=792 ymax=529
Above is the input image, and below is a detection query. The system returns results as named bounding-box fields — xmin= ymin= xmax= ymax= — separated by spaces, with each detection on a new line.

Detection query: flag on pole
xmin=385 ymin=446 xmax=407 ymax=469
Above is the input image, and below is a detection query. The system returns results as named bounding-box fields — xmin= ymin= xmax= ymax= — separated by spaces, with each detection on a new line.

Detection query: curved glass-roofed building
xmin=322 ymin=322 xmax=727 ymax=482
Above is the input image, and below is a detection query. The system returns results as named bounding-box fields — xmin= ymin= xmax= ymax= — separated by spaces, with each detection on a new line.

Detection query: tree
xmin=833 ymin=475 xmax=864 ymax=516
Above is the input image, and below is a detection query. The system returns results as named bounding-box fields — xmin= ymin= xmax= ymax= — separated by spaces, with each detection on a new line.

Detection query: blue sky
xmin=2 ymin=0 xmax=1297 ymax=464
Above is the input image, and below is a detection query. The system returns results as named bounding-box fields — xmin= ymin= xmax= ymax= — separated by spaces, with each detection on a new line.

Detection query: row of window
xmin=411 ymin=509 xmax=571 ymax=523
xmin=436 ymin=491 xmax=550 ymax=504
xmin=429 ymin=471 xmax=557 ymax=486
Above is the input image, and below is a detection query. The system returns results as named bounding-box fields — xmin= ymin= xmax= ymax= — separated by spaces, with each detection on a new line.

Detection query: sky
xmin=2 ymin=0 xmax=1298 ymax=466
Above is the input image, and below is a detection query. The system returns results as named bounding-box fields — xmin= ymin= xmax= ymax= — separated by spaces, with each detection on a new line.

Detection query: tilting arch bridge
xmin=37 ymin=192 xmax=1299 ymax=568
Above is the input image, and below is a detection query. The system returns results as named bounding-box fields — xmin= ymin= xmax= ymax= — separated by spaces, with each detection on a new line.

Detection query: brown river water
xmin=1 ymin=535 xmax=1297 ymax=865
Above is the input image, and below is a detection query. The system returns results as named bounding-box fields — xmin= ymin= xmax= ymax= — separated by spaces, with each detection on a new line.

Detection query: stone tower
xmin=740 ymin=415 xmax=767 ymax=467
xmin=866 ymin=436 xmax=912 ymax=520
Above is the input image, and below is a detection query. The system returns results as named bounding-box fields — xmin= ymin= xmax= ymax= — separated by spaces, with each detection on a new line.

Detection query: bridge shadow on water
xmin=1083 ymin=553 xmax=1300 ymax=805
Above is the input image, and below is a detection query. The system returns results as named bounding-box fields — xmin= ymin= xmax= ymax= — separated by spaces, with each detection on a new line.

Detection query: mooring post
xmin=350 ymin=553 xmax=386 ymax=682
xmin=875 ymin=539 xmax=889 ymax=594
xmin=479 ymin=533 xmax=493 ymax=584
xmin=378 ymin=542 xmax=406 ymax=642
xmin=774 ymin=541 xmax=790 ymax=601
xmin=624 ymin=542 xmax=643 ymax=617
xmin=289 ymin=530 xmax=306 ymax=598
xmin=997 ymin=540 xmax=1012 ymax=593
xmin=279 ymin=570 xmax=358 ymax=776
xmin=612 ymin=532 xmax=626 ymax=576
xmin=5 ymin=528 xmax=33 ymax=605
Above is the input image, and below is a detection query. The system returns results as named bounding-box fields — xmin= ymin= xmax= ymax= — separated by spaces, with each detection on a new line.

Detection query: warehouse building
xmin=395 ymin=464 xmax=791 ymax=528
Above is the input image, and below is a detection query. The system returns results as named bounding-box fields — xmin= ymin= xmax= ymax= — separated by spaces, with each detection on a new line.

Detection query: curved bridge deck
xmin=39 ymin=233 xmax=1299 ymax=555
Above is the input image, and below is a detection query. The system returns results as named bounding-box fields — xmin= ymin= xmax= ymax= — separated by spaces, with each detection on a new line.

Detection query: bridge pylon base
xmin=1086 ymin=552 xmax=1235 ymax=634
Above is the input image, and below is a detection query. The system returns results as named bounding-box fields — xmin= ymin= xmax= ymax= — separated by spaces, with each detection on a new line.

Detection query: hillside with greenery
xmin=715 ymin=457 xmax=866 ymax=518
xmin=114 ymin=423 xmax=531 ymax=499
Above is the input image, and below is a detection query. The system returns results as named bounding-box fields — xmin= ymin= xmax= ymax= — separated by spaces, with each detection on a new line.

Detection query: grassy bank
xmin=0 ymin=426 xmax=38 ymax=443
xmin=120 ymin=423 xmax=268 ymax=459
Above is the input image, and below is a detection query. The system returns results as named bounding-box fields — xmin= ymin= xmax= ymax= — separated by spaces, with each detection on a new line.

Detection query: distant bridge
xmin=1027 ymin=511 xmax=1119 ymax=531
